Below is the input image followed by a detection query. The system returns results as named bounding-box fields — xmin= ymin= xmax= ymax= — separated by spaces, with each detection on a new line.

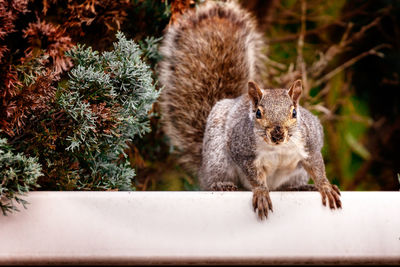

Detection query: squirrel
xmin=157 ymin=0 xmax=342 ymax=219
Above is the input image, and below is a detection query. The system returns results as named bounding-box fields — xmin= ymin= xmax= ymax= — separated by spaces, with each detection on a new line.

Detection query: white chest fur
xmin=253 ymin=133 xmax=308 ymax=189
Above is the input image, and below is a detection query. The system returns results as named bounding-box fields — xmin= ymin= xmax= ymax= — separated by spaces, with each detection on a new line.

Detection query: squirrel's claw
xmin=252 ymin=187 xmax=273 ymax=220
xmin=332 ymin=184 xmax=341 ymax=196
xmin=319 ymin=183 xmax=342 ymax=209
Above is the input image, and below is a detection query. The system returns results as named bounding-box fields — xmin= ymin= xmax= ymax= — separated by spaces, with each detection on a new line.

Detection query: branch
xmin=267 ymin=2 xmax=381 ymax=45
xmin=268 ymin=21 xmax=345 ymax=44
xmin=313 ymin=44 xmax=391 ymax=88
xmin=296 ymin=0 xmax=309 ymax=95
xmin=341 ymin=16 xmax=383 ymax=48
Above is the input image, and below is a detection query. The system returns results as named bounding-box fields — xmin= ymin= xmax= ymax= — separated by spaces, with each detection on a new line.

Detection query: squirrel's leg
xmin=301 ymin=151 xmax=342 ymax=209
xmin=198 ymin=153 xmax=239 ymax=191
xmin=200 ymin=100 xmax=240 ymax=191
xmin=236 ymin=158 xmax=273 ymax=220
xmin=252 ymin=170 xmax=273 ymax=220
xmin=252 ymin=183 xmax=273 ymax=220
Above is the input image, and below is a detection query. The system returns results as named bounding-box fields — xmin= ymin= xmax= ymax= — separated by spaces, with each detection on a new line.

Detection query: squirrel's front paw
xmin=318 ymin=183 xmax=342 ymax=209
xmin=210 ymin=181 xmax=238 ymax=191
xmin=252 ymin=187 xmax=273 ymax=220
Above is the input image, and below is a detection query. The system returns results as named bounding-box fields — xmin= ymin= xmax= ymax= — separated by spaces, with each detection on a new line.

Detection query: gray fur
xmin=200 ymin=89 xmax=322 ymax=191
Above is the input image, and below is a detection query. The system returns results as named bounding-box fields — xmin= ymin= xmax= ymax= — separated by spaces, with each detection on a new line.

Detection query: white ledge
xmin=0 ymin=191 xmax=400 ymax=265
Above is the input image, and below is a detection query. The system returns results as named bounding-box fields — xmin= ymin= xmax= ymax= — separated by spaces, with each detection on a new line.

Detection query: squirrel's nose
xmin=270 ymin=126 xmax=284 ymax=144
xmin=271 ymin=125 xmax=282 ymax=135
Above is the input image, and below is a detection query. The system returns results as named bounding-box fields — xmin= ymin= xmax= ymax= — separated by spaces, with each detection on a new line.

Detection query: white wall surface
xmin=0 ymin=191 xmax=399 ymax=265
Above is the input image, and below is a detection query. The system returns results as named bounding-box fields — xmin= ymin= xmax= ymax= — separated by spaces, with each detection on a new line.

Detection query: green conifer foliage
xmin=0 ymin=138 xmax=41 ymax=215
xmin=56 ymin=32 xmax=159 ymax=190
xmin=0 ymin=32 xmax=159 ymax=214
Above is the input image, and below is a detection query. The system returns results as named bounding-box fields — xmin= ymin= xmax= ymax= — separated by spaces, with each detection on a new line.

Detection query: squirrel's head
xmin=248 ymin=80 xmax=302 ymax=145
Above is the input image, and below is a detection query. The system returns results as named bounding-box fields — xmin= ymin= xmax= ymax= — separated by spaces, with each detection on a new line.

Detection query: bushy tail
xmin=157 ymin=1 xmax=265 ymax=174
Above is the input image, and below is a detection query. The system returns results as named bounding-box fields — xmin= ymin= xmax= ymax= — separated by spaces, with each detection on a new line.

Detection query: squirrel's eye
xmin=256 ymin=109 xmax=261 ymax=119
xmin=292 ymin=108 xmax=297 ymax=118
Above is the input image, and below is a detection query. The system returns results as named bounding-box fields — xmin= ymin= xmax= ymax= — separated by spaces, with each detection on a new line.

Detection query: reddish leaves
xmin=168 ymin=0 xmax=195 ymax=26
xmin=90 ymin=102 xmax=118 ymax=135
xmin=0 ymin=0 xmax=29 ymax=62
xmin=0 ymin=1 xmax=72 ymax=137
xmin=23 ymin=19 xmax=74 ymax=74
xmin=64 ymin=0 xmax=130 ymax=32
xmin=0 ymin=64 xmax=57 ymax=137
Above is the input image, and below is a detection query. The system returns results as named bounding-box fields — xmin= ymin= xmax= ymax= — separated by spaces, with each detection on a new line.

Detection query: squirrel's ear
xmin=288 ymin=79 xmax=302 ymax=105
xmin=248 ymin=81 xmax=263 ymax=108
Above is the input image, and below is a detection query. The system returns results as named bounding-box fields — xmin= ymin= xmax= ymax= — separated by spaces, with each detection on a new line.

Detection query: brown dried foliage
xmin=67 ymin=0 xmax=129 ymax=30
xmin=0 ymin=1 xmax=73 ymax=137
xmin=34 ymin=0 xmax=135 ymax=51
xmin=23 ymin=19 xmax=74 ymax=74
xmin=0 ymin=0 xmax=29 ymax=62
xmin=0 ymin=67 xmax=22 ymax=136
xmin=89 ymin=102 xmax=118 ymax=135
xmin=0 ymin=61 xmax=57 ymax=137
xmin=167 ymin=0 xmax=194 ymax=26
